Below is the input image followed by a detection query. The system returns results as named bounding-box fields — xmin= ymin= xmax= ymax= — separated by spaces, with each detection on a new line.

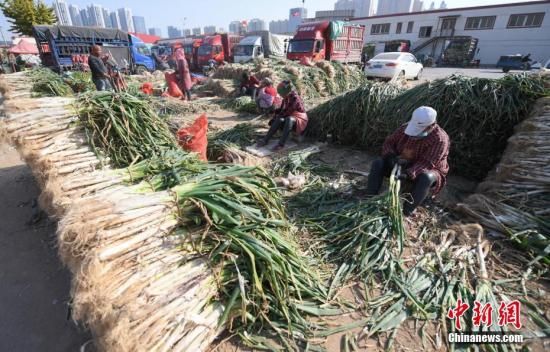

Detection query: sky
xmin=0 ymin=0 xmax=540 ymax=38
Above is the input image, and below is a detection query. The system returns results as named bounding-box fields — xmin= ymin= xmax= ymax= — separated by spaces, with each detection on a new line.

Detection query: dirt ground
xmin=0 ymin=91 xmax=543 ymax=351
xmin=0 ymin=142 xmax=91 ymax=351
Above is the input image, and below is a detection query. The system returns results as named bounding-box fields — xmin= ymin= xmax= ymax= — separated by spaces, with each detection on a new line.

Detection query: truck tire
xmin=135 ymin=65 xmax=148 ymax=75
xmin=502 ymin=67 xmax=510 ymax=73
xmin=414 ymin=69 xmax=423 ymax=80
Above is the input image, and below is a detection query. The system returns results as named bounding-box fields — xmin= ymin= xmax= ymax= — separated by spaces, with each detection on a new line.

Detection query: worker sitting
xmin=257 ymin=81 xmax=308 ymax=151
xmin=256 ymin=78 xmax=280 ymax=114
xmin=240 ymin=71 xmax=260 ymax=99
xmin=88 ymin=45 xmax=112 ymax=91
xmin=366 ymin=106 xmax=450 ymax=217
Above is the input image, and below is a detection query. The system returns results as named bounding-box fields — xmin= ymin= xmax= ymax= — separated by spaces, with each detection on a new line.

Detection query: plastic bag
xmin=140 ymin=82 xmax=153 ymax=95
xmin=164 ymin=72 xmax=183 ymax=98
xmin=177 ymin=114 xmax=208 ymax=161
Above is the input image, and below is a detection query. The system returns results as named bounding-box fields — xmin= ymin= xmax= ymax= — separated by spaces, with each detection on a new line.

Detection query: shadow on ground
xmin=0 ymin=150 xmax=92 ymax=352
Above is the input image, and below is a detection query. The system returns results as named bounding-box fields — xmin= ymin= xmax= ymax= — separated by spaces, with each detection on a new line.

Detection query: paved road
xmin=420 ymin=67 xmax=506 ymax=81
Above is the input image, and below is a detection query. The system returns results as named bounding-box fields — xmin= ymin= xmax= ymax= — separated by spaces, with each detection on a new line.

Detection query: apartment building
xmin=351 ymin=0 xmax=550 ymax=65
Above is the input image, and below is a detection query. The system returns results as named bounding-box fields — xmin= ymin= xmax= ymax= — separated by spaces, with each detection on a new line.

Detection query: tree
xmin=0 ymin=0 xmax=56 ymax=36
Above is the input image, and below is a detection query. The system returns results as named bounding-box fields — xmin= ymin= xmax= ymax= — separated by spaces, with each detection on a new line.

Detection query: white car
xmin=365 ymin=52 xmax=424 ymax=80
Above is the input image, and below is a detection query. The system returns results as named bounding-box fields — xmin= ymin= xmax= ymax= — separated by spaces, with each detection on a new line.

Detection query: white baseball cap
xmin=405 ymin=106 xmax=437 ymax=136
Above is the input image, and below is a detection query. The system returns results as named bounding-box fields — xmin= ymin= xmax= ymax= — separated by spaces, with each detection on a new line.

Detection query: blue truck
xmin=32 ymin=25 xmax=155 ymax=73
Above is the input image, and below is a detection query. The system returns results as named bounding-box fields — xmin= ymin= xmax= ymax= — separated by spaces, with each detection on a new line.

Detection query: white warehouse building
xmin=350 ymin=0 xmax=550 ymax=65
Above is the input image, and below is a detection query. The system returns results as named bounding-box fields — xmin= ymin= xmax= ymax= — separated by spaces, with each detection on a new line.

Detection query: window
xmin=407 ymin=21 xmax=414 ymax=33
xmin=137 ymin=45 xmax=151 ymax=55
xmin=315 ymin=40 xmax=324 ymax=53
xmin=403 ymin=54 xmax=417 ymax=62
xmin=396 ymin=22 xmax=403 ymax=34
xmin=288 ymin=40 xmax=314 ymax=53
xmin=465 ymin=16 xmax=496 ymax=30
xmin=371 ymin=23 xmax=390 ymax=35
xmin=419 ymin=26 xmax=432 ymax=38
xmin=441 ymin=18 xmax=457 ymax=30
xmin=508 ymin=13 xmax=545 ymax=28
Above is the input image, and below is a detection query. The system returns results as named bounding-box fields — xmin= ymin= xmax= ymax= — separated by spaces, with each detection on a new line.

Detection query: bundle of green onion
xmin=292 ymin=167 xmax=405 ymax=298
xmin=28 ymin=68 xmax=73 ymax=97
xmin=207 ymin=123 xmax=259 ymax=160
xmin=227 ymin=96 xmax=258 ymax=113
xmin=78 ymin=91 xmax=177 ymax=167
xmin=307 ymin=74 xmax=548 ymax=180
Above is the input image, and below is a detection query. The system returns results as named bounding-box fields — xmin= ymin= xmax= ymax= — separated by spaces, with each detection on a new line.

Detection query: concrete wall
xmin=351 ymin=1 xmax=550 ymax=65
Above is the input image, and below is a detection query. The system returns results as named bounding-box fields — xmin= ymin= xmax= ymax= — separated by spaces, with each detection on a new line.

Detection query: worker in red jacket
xmin=174 ymin=46 xmax=192 ymax=100
xmin=257 ymin=81 xmax=308 ymax=151
xmin=366 ymin=106 xmax=450 ymax=216
xmin=256 ymin=78 xmax=280 ymax=113
xmin=240 ymin=71 xmax=259 ymax=99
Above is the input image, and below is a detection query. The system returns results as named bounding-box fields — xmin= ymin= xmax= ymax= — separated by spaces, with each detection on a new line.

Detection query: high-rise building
xmin=149 ymin=28 xmax=162 ymax=36
xmin=133 ymin=16 xmax=147 ymax=33
xmin=412 ymin=0 xmax=424 ymax=12
xmin=68 ymin=5 xmax=83 ymax=26
xmin=269 ymin=20 xmax=290 ymax=34
xmin=439 ymin=1 xmax=447 ymax=9
xmin=88 ymin=4 xmax=105 ymax=28
xmin=248 ymin=18 xmax=267 ymax=32
xmin=376 ymin=0 xmax=412 ymax=15
xmin=315 ymin=9 xmax=355 ymax=21
xmin=337 ymin=0 xmax=376 ymax=17
xmin=118 ymin=8 xmax=134 ymax=32
xmin=53 ymin=0 xmax=72 ymax=25
xmin=167 ymin=26 xmax=182 ymax=38
xmin=429 ymin=1 xmax=435 ymax=10
xmin=110 ymin=12 xmax=120 ymax=29
xmin=203 ymin=26 xmax=217 ymax=35
xmin=183 ymin=29 xmax=192 ymax=36
xmin=335 ymin=0 xmax=354 ymax=11
xmin=80 ymin=9 xmax=89 ymax=26
xmin=361 ymin=0 xmax=378 ymax=16
xmin=229 ymin=21 xmax=245 ymax=34
xmin=192 ymin=27 xmax=202 ymax=35
xmin=288 ymin=7 xmax=307 ymax=32
xmin=103 ymin=9 xmax=113 ymax=28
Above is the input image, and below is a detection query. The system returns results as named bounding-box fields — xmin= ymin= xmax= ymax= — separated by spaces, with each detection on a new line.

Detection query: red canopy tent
xmin=130 ymin=32 xmax=160 ymax=44
xmin=8 ymin=38 xmax=39 ymax=54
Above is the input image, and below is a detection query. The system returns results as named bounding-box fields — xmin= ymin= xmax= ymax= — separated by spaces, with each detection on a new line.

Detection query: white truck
xmin=233 ymin=31 xmax=292 ymax=63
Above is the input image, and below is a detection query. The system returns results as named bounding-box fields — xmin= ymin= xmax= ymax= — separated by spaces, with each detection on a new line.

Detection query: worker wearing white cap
xmin=366 ymin=106 xmax=450 ymax=216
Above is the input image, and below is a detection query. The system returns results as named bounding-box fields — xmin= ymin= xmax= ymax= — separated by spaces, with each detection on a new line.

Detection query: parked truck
xmin=32 ymin=25 xmax=155 ymax=73
xmin=197 ymin=33 xmax=242 ymax=67
xmin=233 ymin=31 xmax=292 ymax=63
xmin=287 ymin=21 xmax=365 ymax=63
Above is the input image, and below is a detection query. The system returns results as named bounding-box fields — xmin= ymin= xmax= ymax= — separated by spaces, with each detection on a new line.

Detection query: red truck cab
xmin=287 ymin=21 xmax=365 ymax=63
xmin=198 ymin=34 xmax=242 ymax=66
xmin=182 ymin=38 xmax=202 ymax=70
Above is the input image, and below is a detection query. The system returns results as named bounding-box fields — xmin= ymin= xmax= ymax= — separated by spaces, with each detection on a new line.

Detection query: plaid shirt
xmin=276 ymin=91 xmax=305 ymax=117
xmin=382 ymin=124 xmax=450 ymax=194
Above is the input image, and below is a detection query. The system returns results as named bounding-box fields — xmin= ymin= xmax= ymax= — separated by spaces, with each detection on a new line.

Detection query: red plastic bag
xmin=164 ymin=72 xmax=183 ymax=98
xmin=140 ymin=82 xmax=153 ymax=95
xmin=177 ymin=114 xmax=208 ymax=161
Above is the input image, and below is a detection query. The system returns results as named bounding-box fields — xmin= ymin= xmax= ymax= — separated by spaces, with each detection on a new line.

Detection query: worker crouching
xmin=257 ymin=81 xmax=308 ymax=151
xmin=366 ymin=106 xmax=450 ymax=216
